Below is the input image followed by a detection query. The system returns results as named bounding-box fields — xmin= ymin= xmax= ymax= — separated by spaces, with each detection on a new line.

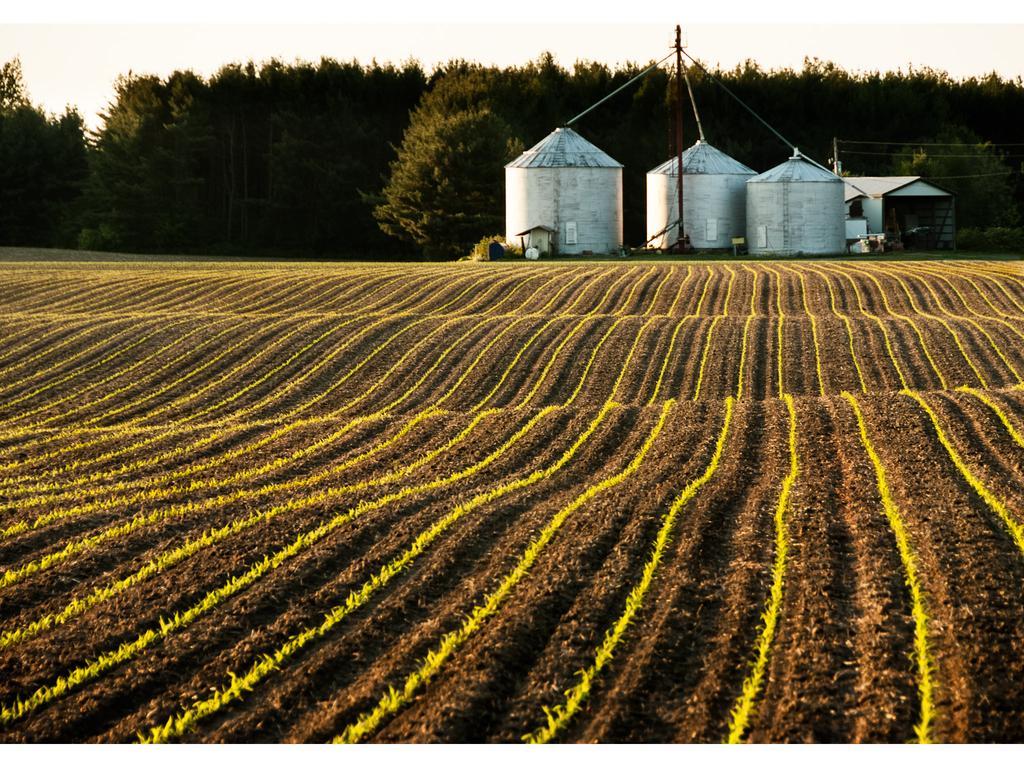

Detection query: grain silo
xmin=505 ymin=127 xmax=623 ymax=256
xmin=646 ymin=140 xmax=756 ymax=249
xmin=746 ymin=150 xmax=845 ymax=255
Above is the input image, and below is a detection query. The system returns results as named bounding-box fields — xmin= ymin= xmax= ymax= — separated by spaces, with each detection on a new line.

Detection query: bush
xmin=467 ymin=234 xmax=500 ymax=261
xmin=77 ymin=223 xmax=122 ymax=252
xmin=467 ymin=234 xmax=523 ymax=261
xmin=957 ymin=227 xmax=1024 ymax=252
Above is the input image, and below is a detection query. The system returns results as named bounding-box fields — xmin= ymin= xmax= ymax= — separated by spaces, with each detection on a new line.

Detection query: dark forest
xmin=1 ymin=54 xmax=1022 ymax=259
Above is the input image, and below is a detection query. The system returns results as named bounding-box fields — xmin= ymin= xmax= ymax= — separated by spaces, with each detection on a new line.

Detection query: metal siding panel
xmin=747 ymin=176 xmax=843 ymax=255
xmin=647 ymin=167 xmax=750 ymax=250
xmin=530 ymin=166 xmax=620 ymax=255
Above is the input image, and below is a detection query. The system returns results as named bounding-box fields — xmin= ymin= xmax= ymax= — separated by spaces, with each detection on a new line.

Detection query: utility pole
xmin=675 ymin=24 xmax=686 ymax=251
xmin=832 ymin=136 xmax=841 ymax=175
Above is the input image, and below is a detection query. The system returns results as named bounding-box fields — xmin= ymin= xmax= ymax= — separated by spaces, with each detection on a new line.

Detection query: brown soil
xmin=3 ymin=260 xmax=1024 ymax=743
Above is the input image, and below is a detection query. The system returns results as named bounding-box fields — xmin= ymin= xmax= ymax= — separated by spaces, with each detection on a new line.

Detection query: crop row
xmin=1 ymin=275 xmax=705 ymax=732
xmin=4 ymin=385 xmax=1021 ymax=740
xmin=3 ymin=261 xmax=1023 ymax=321
xmin=2 ymin=260 xmax=1024 ymax=743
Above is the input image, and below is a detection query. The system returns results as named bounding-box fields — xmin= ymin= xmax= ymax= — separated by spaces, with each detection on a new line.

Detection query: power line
xmin=925 ymin=170 xmax=1017 ymax=179
xmin=679 ymin=46 xmax=839 ymax=175
xmin=839 ymin=139 xmax=1024 ymax=147
xmin=677 ymin=48 xmax=795 ymax=153
xmin=564 ymin=52 xmax=675 ymax=127
xmin=840 ymin=149 xmax=1024 ymax=158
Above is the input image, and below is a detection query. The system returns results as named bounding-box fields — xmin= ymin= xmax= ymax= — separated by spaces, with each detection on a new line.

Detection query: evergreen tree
xmin=375 ymin=104 xmax=522 ymax=259
xmin=0 ymin=58 xmax=88 ymax=247
xmin=0 ymin=58 xmax=29 ymax=114
xmin=5 ymin=52 xmax=1021 ymax=256
xmin=892 ymin=127 xmax=1019 ymax=228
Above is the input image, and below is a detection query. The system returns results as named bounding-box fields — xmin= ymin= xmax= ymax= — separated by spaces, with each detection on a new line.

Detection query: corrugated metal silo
xmin=745 ymin=151 xmax=845 ymax=255
xmin=505 ymin=127 xmax=623 ymax=255
xmin=646 ymin=140 xmax=756 ymax=249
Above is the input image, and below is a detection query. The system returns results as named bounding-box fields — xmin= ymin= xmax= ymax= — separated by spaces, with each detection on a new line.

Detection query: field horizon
xmin=2 ymin=246 xmax=1022 ymax=265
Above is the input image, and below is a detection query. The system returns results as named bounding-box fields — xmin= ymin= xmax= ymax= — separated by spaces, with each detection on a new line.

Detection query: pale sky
xmin=2 ymin=2 xmax=1023 ymax=131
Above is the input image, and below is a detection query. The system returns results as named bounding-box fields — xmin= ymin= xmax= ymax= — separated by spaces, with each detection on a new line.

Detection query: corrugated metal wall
xmin=506 ymin=166 xmax=623 ymax=255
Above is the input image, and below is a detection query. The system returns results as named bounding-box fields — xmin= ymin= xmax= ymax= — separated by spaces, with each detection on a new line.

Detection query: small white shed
xmin=514 ymin=225 xmax=556 ymax=255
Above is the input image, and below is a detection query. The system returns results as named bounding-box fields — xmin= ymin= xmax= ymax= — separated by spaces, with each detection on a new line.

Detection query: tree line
xmin=1 ymin=53 xmax=1022 ymax=258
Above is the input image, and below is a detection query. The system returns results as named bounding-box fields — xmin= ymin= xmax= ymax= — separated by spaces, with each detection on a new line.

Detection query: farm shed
xmin=746 ymin=151 xmax=846 ymax=255
xmin=513 ymin=225 xmax=556 ymax=256
xmin=646 ymin=140 xmax=757 ymax=250
xmin=505 ymin=127 xmax=623 ymax=255
xmin=843 ymin=176 xmax=956 ymax=250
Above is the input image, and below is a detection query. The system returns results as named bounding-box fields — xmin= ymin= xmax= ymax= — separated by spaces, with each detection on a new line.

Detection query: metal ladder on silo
xmin=780 ymin=185 xmax=790 ymax=253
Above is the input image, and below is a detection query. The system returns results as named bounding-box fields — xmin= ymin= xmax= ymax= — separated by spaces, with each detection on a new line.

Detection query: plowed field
xmin=1 ymin=258 xmax=1024 ymax=743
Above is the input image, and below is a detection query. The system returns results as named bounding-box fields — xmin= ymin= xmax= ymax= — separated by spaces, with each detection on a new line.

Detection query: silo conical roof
xmin=506 ymin=126 xmax=623 ymax=169
xmin=648 ymin=140 xmax=756 ymax=176
xmin=748 ymin=151 xmax=839 ymax=183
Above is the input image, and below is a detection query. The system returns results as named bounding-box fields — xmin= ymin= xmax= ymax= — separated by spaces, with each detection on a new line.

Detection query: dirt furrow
xmin=861 ymin=394 xmax=1024 ymax=742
